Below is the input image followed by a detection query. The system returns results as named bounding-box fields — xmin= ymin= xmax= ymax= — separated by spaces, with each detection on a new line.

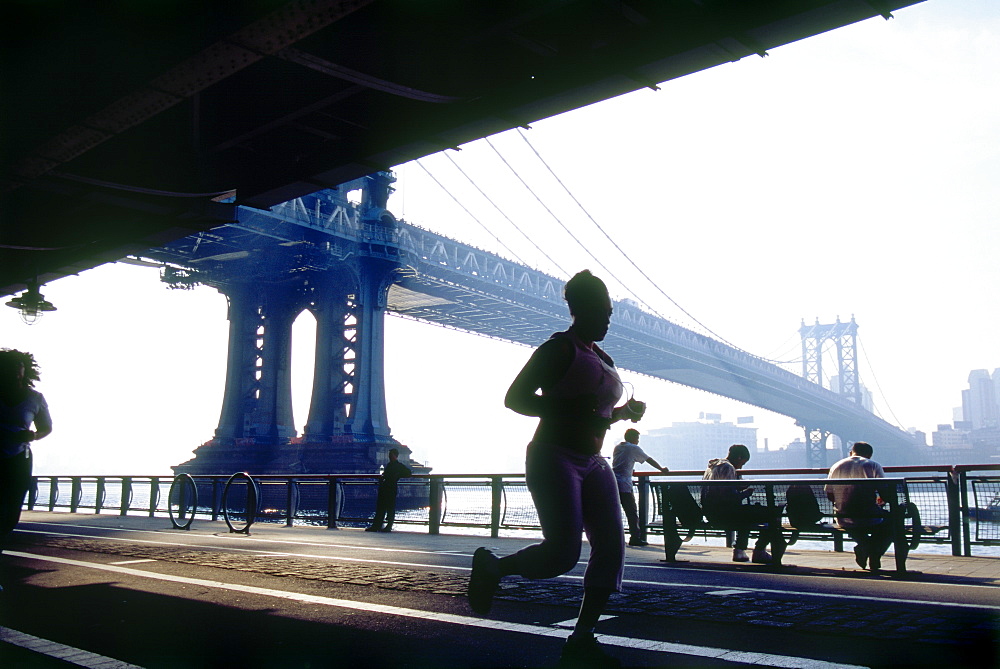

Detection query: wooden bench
xmin=651 ymin=478 xmax=922 ymax=574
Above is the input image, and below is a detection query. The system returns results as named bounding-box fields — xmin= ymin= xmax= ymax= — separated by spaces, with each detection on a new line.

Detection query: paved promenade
xmin=1 ymin=511 xmax=997 ymax=668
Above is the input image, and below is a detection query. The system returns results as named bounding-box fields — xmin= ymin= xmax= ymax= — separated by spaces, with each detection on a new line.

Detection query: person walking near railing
xmin=0 ymin=350 xmax=52 ymax=583
xmin=467 ymin=270 xmax=647 ymax=669
xmin=612 ymin=428 xmax=667 ymax=547
xmin=825 ymin=441 xmax=891 ymax=571
xmin=366 ymin=448 xmax=411 ymax=533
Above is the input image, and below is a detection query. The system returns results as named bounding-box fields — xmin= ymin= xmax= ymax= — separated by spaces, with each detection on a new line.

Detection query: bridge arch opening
xmin=291 ymin=308 xmax=317 ymax=436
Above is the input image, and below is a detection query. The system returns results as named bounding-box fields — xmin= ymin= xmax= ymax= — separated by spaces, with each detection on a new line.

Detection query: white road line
xmin=23 ymin=522 xmax=446 ymax=556
xmin=109 ymin=559 xmax=157 ymax=565
xmin=16 ymin=528 xmax=452 ymax=571
xmin=7 ymin=550 xmax=862 ymax=669
xmin=0 ymin=625 xmax=143 ymax=668
xmin=552 ymin=614 xmax=616 ymax=628
xmin=18 ymin=525 xmax=1000 ymax=612
xmin=706 ymin=589 xmax=754 ymax=596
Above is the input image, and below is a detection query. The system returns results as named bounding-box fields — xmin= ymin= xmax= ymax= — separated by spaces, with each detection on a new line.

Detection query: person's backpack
xmin=785 ymin=484 xmax=824 ymax=527
xmin=665 ymin=484 xmax=704 ymax=528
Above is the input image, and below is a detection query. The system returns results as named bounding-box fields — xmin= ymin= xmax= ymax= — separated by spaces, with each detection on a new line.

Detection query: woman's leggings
xmin=510 ymin=443 xmax=624 ymax=591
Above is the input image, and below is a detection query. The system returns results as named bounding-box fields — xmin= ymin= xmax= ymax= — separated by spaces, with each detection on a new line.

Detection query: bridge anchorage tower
xmin=170 ymin=173 xmax=420 ymax=476
xmin=799 ymin=316 xmax=863 ymax=468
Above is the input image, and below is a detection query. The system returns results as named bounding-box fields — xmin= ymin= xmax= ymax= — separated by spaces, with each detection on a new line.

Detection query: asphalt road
xmin=0 ymin=513 xmax=997 ymax=668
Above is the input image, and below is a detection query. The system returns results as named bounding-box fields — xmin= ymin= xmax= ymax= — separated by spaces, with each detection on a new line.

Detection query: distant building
xmin=962 ymin=369 xmax=1000 ymax=430
xmin=639 ymin=416 xmax=757 ymax=472
xmin=932 ymin=424 xmax=972 ymax=450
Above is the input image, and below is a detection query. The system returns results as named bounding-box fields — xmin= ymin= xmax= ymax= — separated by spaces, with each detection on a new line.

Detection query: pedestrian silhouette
xmin=366 ymin=448 xmax=411 ymax=532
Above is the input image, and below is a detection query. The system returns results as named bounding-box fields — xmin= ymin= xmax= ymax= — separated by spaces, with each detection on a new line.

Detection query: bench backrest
xmin=653 ymin=478 xmax=909 ymax=528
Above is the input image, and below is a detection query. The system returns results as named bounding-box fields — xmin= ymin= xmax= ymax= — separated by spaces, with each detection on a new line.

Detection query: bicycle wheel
xmin=168 ymin=474 xmax=198 ymax=530
xmin=222 ymin=472 xmax=259 ymax=534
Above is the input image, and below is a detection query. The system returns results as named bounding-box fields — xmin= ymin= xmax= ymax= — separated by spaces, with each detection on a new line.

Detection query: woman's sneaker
xmin=732 ymin=549 xmax=749 ymax=562
xmin=468 ymin=548 xmax=501 ymax=614
xmin=751 ymin=548 xmax=773 ymax=564
xmin=559 ymin=633 xmax=621 ymax=668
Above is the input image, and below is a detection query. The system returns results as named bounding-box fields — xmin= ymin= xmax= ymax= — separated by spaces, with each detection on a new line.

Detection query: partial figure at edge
xmin=0 ymin=349 xmax=52 ymax=578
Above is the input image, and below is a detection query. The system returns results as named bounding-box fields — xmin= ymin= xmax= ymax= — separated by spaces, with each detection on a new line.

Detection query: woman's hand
xmin=613 ymin=398 xmax=646 ymax=423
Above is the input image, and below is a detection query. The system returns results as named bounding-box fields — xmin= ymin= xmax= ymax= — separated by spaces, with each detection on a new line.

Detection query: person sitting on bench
xmin=825 ymin=441 xmax=891 ymax=571
xmin=701 ymin=444 xmax=782 ymax=564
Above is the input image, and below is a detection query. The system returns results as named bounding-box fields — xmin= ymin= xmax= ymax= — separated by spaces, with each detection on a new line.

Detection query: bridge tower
xmin=799 ymin=316 xmax=861 ymax=467
xmin=172 ymin=174 xmax=414 ymax=476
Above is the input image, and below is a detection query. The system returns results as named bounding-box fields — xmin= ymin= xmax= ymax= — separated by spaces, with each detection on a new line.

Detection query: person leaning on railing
xmin=825 ymin=441 xmax=892 ymax=572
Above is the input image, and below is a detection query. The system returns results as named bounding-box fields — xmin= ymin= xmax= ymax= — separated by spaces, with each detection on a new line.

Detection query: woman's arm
xmin=504 ymin=338 xmax=575 ymax=418
xmin=32 ymin=401 xmax=52 ymax=441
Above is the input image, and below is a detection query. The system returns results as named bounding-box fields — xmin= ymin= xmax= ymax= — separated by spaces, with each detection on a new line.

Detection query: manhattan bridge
xmin=139 ymin=172 xmax=916 ymax=476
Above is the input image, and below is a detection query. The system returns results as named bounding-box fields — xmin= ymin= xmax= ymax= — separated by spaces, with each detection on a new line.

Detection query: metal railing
xmin=25 ymin=464 xmax=1000 ymax=556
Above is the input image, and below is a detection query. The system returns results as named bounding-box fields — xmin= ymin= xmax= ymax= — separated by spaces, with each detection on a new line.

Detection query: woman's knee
xmin=519 ymin=541 xmax=582 ymax=578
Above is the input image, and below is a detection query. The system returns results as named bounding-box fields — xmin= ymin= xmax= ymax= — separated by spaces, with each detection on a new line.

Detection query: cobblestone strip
xmin=28 ymin=536 xmax=999 ymax=644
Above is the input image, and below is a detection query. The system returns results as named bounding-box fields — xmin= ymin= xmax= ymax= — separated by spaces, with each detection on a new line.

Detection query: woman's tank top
xmin=533 ymin=330 xmax=623 ymax=454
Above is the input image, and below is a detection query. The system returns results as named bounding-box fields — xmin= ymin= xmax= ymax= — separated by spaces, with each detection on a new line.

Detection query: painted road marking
xmin=551 ymin=614 xmax=616 ymax=628
xmin=18 ymin=524 xmax=1000 ymax=612
xmin=706 ymin=589 xmax=754 ymax=596
xmin=8 ymin=550 xmax=862 ymax=669
xmin=0 ymin=625 xmax=143 ymax=668
xmin=109 ymin=559 xmax=157 ymax=565
xmin=17 ymin=528 xmax=453 ymax=571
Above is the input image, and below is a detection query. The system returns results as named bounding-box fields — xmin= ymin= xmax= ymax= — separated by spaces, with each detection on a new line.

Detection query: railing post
xmin=48 ymin=477 xmax=58 ymax=511
xmin=490 ymin=476 xmax=503 ymax=538
xmin=286 ymin=479 xmax=296 ymax=527
xmin=149 ymin=477 xmax=160 ymax=517
xmin=95 ymin=477 xmax=106 ymax=514
xmin=946 ymin=469 xmax=962 ymax=556
xmin=326 ymin=476 xmax=341 ymax=529
xmin=70 ymin=477 xmax=81 ymax=513
xmin=637 ymin=476 xmax=650 ymax=541
xmin=120 ymin=477 xmax=132 ymax=516
xmin=212 ymin=477 xmax=222 ymax=521
xmin=959 ymin=469 xmax=972 ymax=557
xmin=429 ymin=477 xmax=443 ymax=535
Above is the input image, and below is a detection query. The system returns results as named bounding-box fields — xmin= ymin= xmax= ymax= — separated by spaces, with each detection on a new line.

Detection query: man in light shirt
xmin=826 ymin=442 xmax=892 ymax=571
xmin=612 ymin=429 xmax=667 ymax=547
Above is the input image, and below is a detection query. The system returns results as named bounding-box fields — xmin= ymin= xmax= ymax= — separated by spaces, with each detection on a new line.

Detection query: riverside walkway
xmin=1 ymin=511 xmax=997 ymax=668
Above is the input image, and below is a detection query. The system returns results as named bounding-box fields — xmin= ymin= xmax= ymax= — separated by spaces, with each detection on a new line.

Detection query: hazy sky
xmin=3 ymin=0 xmax=998 ymax=476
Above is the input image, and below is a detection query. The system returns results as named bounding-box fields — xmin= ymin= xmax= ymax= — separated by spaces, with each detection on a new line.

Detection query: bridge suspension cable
xmin=858 ymin=338 xmax=905 ymax=429
xmin=413 ymin=160 xmax=531 ymax=268
xmin=481 ymin=136 xmax=652 ymax=310
xmin=439 ymin=151 xmax=570 ymax=278
xmin=512 ymin=128 xmax=797 ymax=365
